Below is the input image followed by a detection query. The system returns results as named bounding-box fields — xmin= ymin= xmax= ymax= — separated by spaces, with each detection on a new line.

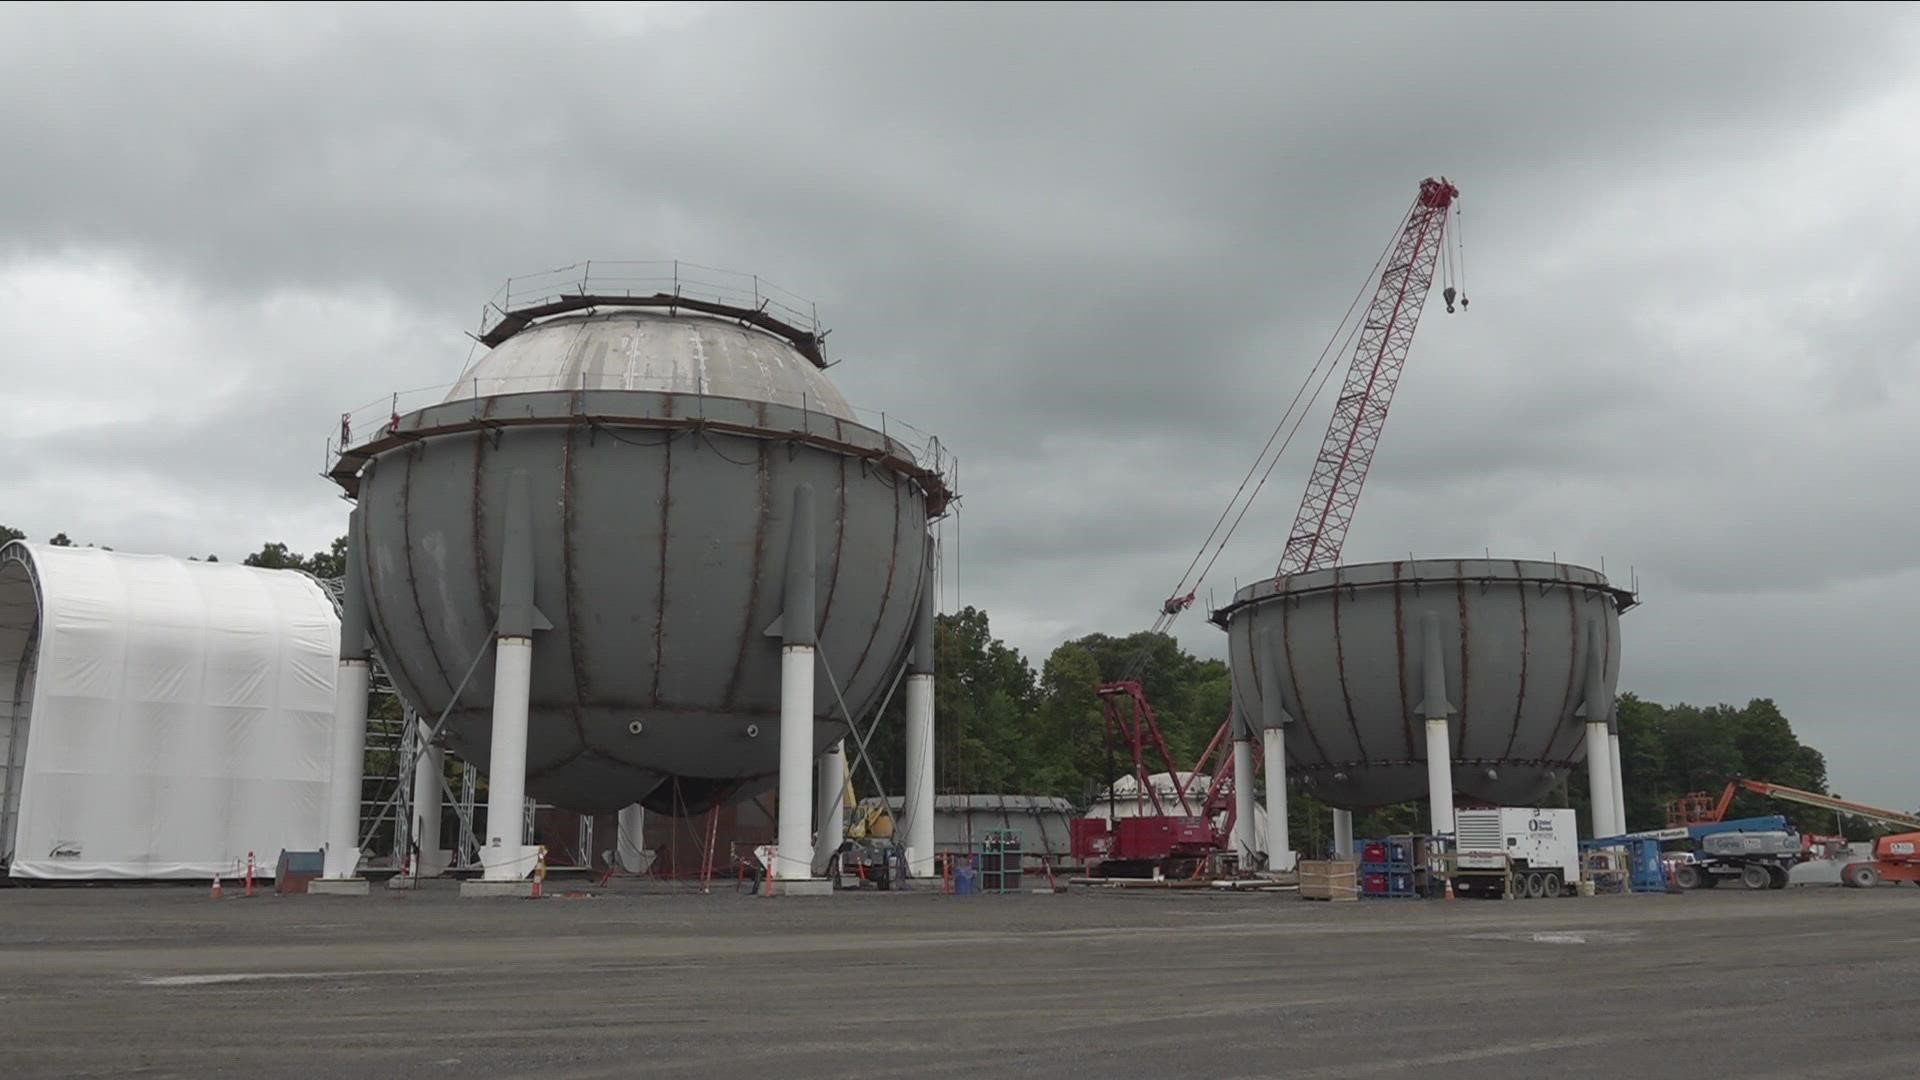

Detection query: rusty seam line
xmin=722 ymin=438 xmax=772 ymax=711
xmin=399 ymin=444 xmax=458 ymax=699
xmin=1545 ymin=584 xmax=1584 ymax=762
xmin=1392 ymin=562 xmax=1415 ymax=758
xmin=842 ymin=467 xmax=903 ymax=700
xmin=357 ymin=484 xmax=431 ymax=713
xmin=562 ymin=417 xmax=592 ymax=750
xmin=649 ymin=403 xmax=674 ymax=707
xmin=1280 ymin=595 xmax=1333 ymax=768
xmin=1502 ymin=559 xmax=1530 ymax=760
xmin=1454 ymin=563 xmax=1470 ymax=749
xmin=1331 ymin=574 xmax=1368 ymax=762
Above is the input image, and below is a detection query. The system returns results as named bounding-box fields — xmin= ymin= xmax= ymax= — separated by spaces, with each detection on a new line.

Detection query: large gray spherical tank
xmin=332 ymin=300 xmax=950 ymax=815
xmin=1212 ymin=558 xmax=1635 ymax=810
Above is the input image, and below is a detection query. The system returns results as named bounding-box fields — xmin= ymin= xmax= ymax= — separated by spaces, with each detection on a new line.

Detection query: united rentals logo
xmin=48 ymin=841 xmax=81 ymax=859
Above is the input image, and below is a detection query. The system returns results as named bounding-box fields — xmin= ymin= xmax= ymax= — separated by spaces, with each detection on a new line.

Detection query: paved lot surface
xmin=0 ymin=879 xmax=1915 ymax=1078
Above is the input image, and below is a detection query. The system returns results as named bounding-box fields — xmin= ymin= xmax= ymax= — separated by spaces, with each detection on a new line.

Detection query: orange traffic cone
xmin=210 ymin=874 xmax=223 ymax=900
xmin=1444 ymin=878 xmax=1455 ymax=901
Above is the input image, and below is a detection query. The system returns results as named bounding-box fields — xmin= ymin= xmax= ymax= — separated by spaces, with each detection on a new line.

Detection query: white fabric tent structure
xmin=0 ymin=542 xmax=340 ymax=881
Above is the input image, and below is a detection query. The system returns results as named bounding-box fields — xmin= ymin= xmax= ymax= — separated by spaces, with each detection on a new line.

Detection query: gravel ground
xmin=0 ymin=878 xmax=1915 ymax=1078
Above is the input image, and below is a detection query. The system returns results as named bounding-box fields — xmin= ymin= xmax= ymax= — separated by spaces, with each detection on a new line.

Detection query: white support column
xmin=322 ymin=659 xmax=370 ymax=879
xmin=1262 ymin=726 xmax=1293 ymax=872
xmin=776 ymin=645 xmax=817 ymax=880
xmin=473 ymin=470 xmax=540 ymax=890
xmin=903 ymin=545 xmax=937 ymax=880
xmin=774 ymin=484 xmax=819 ymax=883
xmin=321 ymin=505 xmax=371 ymax=887
xmin=1609 ymin=728 xmax=1627 ymax=837
xmin=410 ymin=718 xmax=445 ymax=876
xmin=1584 ymin=722 xmax=1615 ymax=841
xmin=482 ymin=637 xmax=533 ymax=881
xmin=814 ymin=739 xmax=846 ymax=875
xmin=904 ymin=671 xmax=935 ymax=878
xmin=1418 ymin=612 xmax=1456 ymax=838
xmin=1231 ymin=730 xmax=1257 ymax=869
xmin=616 ymin=804 xmax=647 ymax=874
xmin=1425 ymin=720 xmax=1455 ymax=837
xmin=1332 ymin=808 xmax=1354 ymax=860
xmin=1581 ymin=615 xmax=1616 ymax=841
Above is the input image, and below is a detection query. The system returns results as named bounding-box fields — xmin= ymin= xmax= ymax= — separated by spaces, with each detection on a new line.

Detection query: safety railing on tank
xmin=324 ymin=374 xmax=957 ymax=491
xmin=477 ymin=260 xmax=824 ymax=348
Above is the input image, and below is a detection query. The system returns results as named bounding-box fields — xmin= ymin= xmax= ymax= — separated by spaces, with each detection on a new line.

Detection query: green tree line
xmin=868 ymin=607 xmax=1892 ymax=854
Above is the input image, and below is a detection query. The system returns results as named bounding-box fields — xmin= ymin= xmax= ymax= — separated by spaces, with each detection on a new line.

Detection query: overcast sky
xmin=3 ymin=2 xmax=1916 ymax=806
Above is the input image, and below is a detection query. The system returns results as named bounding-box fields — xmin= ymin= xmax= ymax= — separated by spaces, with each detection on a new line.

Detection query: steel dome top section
xmin=447 ymin=307 xmax=856 ymax=421
xmin=474 ymin=260 xmax=832 ymax=366
xmin=1210 ymin=557 xmax=1639 ymax=625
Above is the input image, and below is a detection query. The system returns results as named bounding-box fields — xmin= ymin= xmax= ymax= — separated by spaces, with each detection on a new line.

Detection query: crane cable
xmin=1147 ymin=202 xmax=1417 ymax=639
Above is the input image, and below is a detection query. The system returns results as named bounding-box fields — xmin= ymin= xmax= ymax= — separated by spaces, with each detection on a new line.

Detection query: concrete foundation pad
xmin=459 ymin=879 xmax=538 ymax=899
xmin=766 ymin=878 xmax=834 ymax=897
xmin=307 ymin=878 xmax=371 ymax=896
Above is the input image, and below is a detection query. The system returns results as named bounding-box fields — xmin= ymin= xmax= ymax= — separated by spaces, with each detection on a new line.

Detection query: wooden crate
xmin=1297 ymin=859 xmax=1359 ymax=901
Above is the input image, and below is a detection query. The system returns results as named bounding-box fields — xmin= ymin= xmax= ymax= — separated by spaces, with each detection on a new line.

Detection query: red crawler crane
xmin=1079 ymin=178 xmax=1464 ymax=878
xmin=1278 ymin=176 xmax=1459 ymax=575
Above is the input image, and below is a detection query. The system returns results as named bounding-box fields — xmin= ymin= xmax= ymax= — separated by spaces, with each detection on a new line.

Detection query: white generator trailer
xmin=1451 ymin=807 xmax=1582 ymax=899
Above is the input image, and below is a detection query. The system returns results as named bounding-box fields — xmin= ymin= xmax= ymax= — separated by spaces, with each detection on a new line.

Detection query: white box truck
xmin=1451 ymin=807 xmax=1581 ymax=899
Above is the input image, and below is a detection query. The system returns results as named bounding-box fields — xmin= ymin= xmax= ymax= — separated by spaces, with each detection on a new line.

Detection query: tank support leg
xmin=322 ymin=507 xmax=371 ymax=885
xmin=616 ymin=804 xmax=647 ymax=874
xmin=1261 ymin=698 xmax=1294 ymax=872
xmin=1257 ymin=653 xmax=1295 ymax=872
xmin=482 ymin=471 xmax=540 ymax=883
xmin=1332 ymin=808 xmax=1354 ymax=860
xmin=1231 ymin=704 xmax=1258 ymax=870
xmin=1419 ymin=613 xmax=1456 ymax=838
xmin=1582 ymin=617 xmax=1616 ymax=840
xmin=813 ymin=740 xmax=846 ymax=876
xmin=903 ymin=544 xmax=937 ymax=879
xmin=775 ymin=485 xmax=818 ymax=882
xmin=410 ymin=717 xmax=445 ymax=876
xmin=1608 ymin=728 xmax=1627 ymax=836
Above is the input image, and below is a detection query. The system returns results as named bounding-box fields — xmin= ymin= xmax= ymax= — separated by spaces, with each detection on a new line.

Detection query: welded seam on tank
xmin=526 ymin=745 xmax=589 ymax=783
xmin=1329 ymin=575 xmax=1369 ymax=763
xmin=1454 ymin=563 xmax=1471 ymax=747
xmin=1279 ymin=594 xmax=1333 ymax=768
xmin=842 ymin=472 xmax=903 ymax=704
xmin=333 ymin=400 xmax=951 ymax=514
xmin=1241 ymin=610 xmax=1263 ymax=723
xmin=357 ymin=477 xmax=423 ymax=704
xmin=561 ymin=418 xmax=592 ymax=750
xmin=1545 ymin=583 xmax=1584 ymax=763
xmin=1501 ymin=559 xmax=1531 ymax=761
xmin=817 ymin=456 xmax=848 ymax=628
xmin=649 ymin=399 xmax=674 ymax=707
xmin=399 ymin=444 xmax=458 ymax=699
xmin=1600 ymin=594 xmax=1613 ymax=717
xmin=722 ymin=437 xmax=773 ymax=712
xmin=471 ymin=408 xmax=496 ymax=630
xmin=1391 ymin=563 xmax=1415 ymax=758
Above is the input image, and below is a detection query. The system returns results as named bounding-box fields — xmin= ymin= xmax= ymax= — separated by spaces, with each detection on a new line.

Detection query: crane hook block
xmin=1442 ymin=286 xmax=1457 ymax=314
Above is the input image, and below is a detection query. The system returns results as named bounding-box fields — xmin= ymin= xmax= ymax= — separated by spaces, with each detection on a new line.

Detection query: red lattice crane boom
xmin=1081 ymin=178 xmax=1464 ymax=878
xmin=1278 ymin=177 xmax=1459 ymax=575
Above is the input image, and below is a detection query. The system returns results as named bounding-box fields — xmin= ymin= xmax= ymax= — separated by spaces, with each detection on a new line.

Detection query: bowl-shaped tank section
xmin=1212 ymin=558 xmax=1634 ymax=810
xmin=336 ymin=305 xmax=949 ymax=815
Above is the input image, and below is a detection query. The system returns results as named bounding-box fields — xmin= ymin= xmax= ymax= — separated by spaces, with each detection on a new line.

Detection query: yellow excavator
xmin=831 ymin=776 xmax=904 ymax=888
xmin=842 ymin=775 xmax=895 ymax=840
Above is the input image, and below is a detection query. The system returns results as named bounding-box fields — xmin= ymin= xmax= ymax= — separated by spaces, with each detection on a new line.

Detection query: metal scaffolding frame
xmin=315 ymin=574 xmax=606 ymax=874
